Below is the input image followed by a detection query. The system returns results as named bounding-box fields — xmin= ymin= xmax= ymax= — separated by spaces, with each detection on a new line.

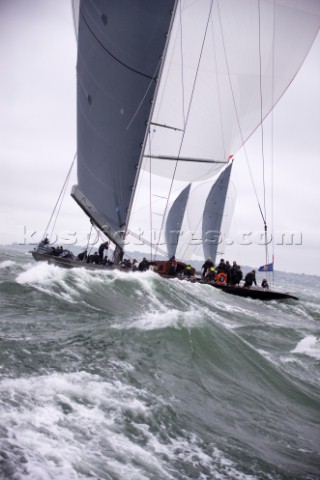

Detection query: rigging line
xmin=210 ymin=9 xmax=226 ymax=161
xmin=143 ymin=154 xmax=225 ymax=163
xmin=271 ymin=0 xmax=276 ymax=284
xmin=147 ymin=132 xmax=153 ymax=259
xmin=126 ymin=57 xmax=162 ymax=131
xmin=89 ymin=225 xmax=114 ymax=257
xmin=79 ymin=196 xmax=120 ymax=233
xmin=89 ymin=224 xmax=100 ymax=256
xmin=258 ymin=0 xmax=267 ymax=224
xmin=125 ymin=3 xmax=180 ymax=233
xmin=71 ymin=0 xmax=79 ymax=40
xmin=49 ymin=172 xmax=70 ymax=242
xmin=152 ymin=194 xmax=168 ymax=199
xmin=86 ymin=223 xmax=93 ymax=254
xmin=154 ymin=0 xmax=215 ymax=260
xmin=130 ymin=66 xmax=165 ymax=259
xmin=175 ymin=6 xmax=235 ymax=263
xmin=79 ymin=7 xmax=155 ymax=81
xmin=138 ymin=2 xmax=185 ymax=242
xmin=170 ymin=165 xmax=230 ymax=261
xmin=179 ymin=0 xmax=187 ymax=125
xmin=44 ymin=153 xmax=77 ymax=239
xmin=151 ymin=0 xmax=193 ymax=130
xmin=150 ymin=122 xmax=184 ymax=132
xmin=178 ymin=164 xmax=230 ymax=262
xmin=127 ymin=229 xmax=168 ymax=257
xmin=127 ymin=93 xmax=166 ymax=225
xmin=216 ymin=0 xmax=266 ymax=226
xmin=258 ymin=0 xmax=269 ymax=266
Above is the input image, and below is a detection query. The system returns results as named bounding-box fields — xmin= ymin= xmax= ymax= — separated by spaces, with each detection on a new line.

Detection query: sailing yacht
xmin=32 ymin=0 xmax=320 ymax=300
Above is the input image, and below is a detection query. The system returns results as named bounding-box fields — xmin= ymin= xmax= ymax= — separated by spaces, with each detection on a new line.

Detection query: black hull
xmin=31 ymin=251 xmax=128 ymax=272
xmin=31 ymin=252 xmax=298 ymax=300
xmin=208 ymin=282 xmax=298 ymax=301
xmin=31 ymin=252 xmax=192 ymax=275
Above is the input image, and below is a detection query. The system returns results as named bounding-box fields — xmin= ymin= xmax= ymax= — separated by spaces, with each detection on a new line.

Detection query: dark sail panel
xmin=202 ymin=164 xmax=233 ymax=263
xmin=165 ymin=184 xmax=191 ymax=258
xmin=75 ymin=0 xmax=175 ymax=239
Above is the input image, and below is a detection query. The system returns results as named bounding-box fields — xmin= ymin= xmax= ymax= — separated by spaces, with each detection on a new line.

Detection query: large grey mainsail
xmin=72 ymin=0 xmax=176 ymax=251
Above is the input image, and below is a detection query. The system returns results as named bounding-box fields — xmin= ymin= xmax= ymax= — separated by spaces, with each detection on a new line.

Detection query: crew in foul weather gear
xmin=244 ymin=270 xmax=257 ymax=288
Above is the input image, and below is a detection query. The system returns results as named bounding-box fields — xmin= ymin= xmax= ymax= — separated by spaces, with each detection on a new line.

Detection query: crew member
xmin=77 ymin=249 xmax=87 ymax=261
xmin=206 ymin=266 xmax=216 ymax=281
xmin=138 ymin=257 xmax=149 ymax=272
xmin=229 ymin=265 xmax=243 ymax=286
xmin=244 ymin=270 xmax=257 ymax=288
xmin=168 ymin=256 xmax=177 ymax=276
xmin=98 ymin=241 xmax=109 ymax=262
xmin=201 ymin=257 xmax=214 ymax=277
xmin=184 ymin=264 xmax=193 ymax=278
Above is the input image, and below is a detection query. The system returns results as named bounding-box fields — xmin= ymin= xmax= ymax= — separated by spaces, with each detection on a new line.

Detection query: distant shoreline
xmin=0 ymin=244 xmax=318 ymax=279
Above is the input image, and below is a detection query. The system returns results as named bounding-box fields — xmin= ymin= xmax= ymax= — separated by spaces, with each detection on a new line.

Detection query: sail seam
xmin=80 ymin=7 xmax=157 ymax=80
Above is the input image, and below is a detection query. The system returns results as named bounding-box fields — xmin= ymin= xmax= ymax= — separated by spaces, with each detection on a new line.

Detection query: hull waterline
xmin=207 ymin=282 xmax=298 ymax=301
xmin=31 ymin=252 xmax=298 ymax=301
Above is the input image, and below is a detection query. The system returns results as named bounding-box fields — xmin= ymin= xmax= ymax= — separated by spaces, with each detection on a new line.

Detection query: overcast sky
xmin=0 ymin=0 xmax=319 ymax=275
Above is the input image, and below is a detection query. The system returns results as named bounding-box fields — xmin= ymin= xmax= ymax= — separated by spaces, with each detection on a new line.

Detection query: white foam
xmin=0 ymin=369 xmax=260 ymax=480
xmin=16 ymin=262 xmax=79 ymax=303
xmin=0 ymin=371 xmax=153 ymax=477
xmin=291 ymin=335 xmax=320 ymax=359
xmin=0 ymin=260 xmax=16 ymax=268
xmin=123 ymin=307 xmax=205 ymax=331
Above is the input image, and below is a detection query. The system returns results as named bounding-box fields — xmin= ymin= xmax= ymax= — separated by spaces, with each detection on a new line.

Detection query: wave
xmin=1 ymin=255 xmax=320 ymax=479
xmin=0 ymin=369 xmax=261 ymax=480
xmin=291 ymin=335 xmax=320 ymax=360
xmin=12 ymin=262 xmax=320 ymax=401
xmin=1 ymin=326 xmax=319 ymax=479
xmin=7 ymin=260 xmax=317 ymax=331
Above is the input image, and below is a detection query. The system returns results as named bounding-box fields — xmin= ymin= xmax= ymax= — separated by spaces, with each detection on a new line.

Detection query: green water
xmin=0 ymin=248 xmax=319 ymax=479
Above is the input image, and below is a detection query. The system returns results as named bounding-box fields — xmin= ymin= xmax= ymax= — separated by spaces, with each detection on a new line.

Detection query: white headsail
xmin=130 ymin=0 xmax=320 ymax=261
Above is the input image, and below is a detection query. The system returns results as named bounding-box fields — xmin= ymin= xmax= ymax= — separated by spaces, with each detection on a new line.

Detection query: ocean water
xmin=0 ymin=248 xmax=319 ymax=480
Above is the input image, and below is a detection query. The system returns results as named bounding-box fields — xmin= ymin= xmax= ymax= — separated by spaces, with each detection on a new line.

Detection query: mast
xmin=125 ymin=0 xmax=180 ymax=238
